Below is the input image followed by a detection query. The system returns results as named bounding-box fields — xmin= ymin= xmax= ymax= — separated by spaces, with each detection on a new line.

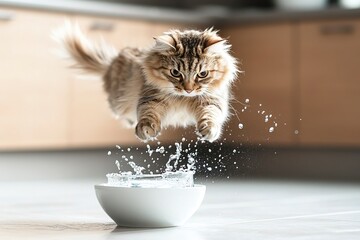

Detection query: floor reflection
xmin=0 ymin=221 xmax=116 ymax=232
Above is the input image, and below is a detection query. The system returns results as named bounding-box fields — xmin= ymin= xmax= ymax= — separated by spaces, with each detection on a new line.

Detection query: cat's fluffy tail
xmin=53 ymin=21 xmax=118 ymax=75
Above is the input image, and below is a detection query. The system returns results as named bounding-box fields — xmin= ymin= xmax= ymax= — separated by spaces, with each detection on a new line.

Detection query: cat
xmin=54 ymin=23 xmax=238 ymax=142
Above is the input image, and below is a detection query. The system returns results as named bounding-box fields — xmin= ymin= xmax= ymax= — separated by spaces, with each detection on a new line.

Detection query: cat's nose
xmin=185 ymin=89 xmax=193 ymax=93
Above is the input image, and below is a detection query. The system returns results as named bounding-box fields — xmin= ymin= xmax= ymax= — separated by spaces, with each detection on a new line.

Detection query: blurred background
xmin=1 ymin=0 xmax=360 ymax=182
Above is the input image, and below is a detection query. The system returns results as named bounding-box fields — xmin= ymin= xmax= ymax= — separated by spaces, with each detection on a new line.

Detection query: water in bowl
xmin=106 ymin=171 xmax=194 ymax=188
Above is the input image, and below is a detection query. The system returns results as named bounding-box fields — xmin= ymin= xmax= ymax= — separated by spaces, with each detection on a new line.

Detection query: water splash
xmin=165 ymin=142 xmax=182 ymax=172
xmin=128 ymin=161 xmax=145 ymax=175
xmin=106 ymin=97 xmax=297 ymax=180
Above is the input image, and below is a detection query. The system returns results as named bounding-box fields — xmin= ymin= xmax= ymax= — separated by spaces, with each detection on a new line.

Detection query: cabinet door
xmin=0 ymin=8 xmax=70 ymax=150
xmin=223 ymin=23 xmax=297 ymax=145
xmin=298 ymin=19 xmax=360 ymax=146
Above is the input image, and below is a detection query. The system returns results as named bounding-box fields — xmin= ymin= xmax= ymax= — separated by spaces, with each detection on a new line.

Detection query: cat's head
xmin=143 ymin=28 xmax=238 ymax=97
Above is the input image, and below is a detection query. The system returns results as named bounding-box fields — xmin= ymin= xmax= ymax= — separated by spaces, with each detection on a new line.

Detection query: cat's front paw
xmin=135 ymin=119 xmax=161 ymax=141
xmin=196 ymin=121 xmax=221 ymax=142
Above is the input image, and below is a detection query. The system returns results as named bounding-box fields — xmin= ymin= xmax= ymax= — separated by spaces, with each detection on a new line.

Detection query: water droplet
xmin=156 ymin=146 xmax=165 ymax=154
xmin=245 ymin=98 xmax=250 ymax=103
xmin=127 ymin=148 xmax=131 ymax=152
xmin=107 ymin=151 xmax=112 ymax=156
xmin=208 ymin=149 xmax=212 ymax=153
xmin=207 ymin=167 xmax=212 ymax=171
xmin=269 ymin=127 xmax=274 ymax=133
xmin=259 ymin=103 xmax=262 ymax=107
xmin=294 ymin=130 xmax=299 ymax=135
xmin=181 ymin=137 xmax=186 ymax=142
xmin=238 ymin=123 xmax=244 ymax=129
xmin=115 ymin=160 xmax=120 ymax=171
xmin=233 ymin=149 xmax=236 ymax=153
xmin=115 ymin=145 xmax=121 ymax=149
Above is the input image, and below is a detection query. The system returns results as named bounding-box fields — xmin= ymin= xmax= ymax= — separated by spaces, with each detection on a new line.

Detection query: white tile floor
xmin=0 ymin=179 xmax=359 ymax=240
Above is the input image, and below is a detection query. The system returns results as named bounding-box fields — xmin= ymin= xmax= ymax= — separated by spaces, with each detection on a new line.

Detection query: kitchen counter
xmin=0 ymin=0 xmax=209 ymax=24
xmin=1 ymin=179 xmax=359 ymax=240
xmin=0 ymin=0 xmax=360 ymax=25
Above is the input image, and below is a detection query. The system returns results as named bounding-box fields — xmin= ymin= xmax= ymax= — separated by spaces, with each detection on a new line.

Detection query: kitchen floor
xmin=0 ymin=179 xmax=359 ymax=240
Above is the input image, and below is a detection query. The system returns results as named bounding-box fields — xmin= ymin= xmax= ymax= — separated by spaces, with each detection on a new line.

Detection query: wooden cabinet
xmin=0 ymin=8 xmax=189 ymax=150
xmin=223 ymin=23 xmax=297 ymax=145
xmin=224 ymin=19 xmax=360 ymax=147
xmin=0 ymin=8 xmax=71 ymax=150
xmin=298 ymin=19 xmax=360 ymax=146
xmin=3 ymin=6 xmax=359 ymax=149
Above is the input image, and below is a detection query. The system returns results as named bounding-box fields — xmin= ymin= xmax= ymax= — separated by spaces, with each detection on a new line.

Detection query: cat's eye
xmin=170 ymin=69 xmax=181 ymax=78
xmin=197 ymin=70 xmax=209 ymax=78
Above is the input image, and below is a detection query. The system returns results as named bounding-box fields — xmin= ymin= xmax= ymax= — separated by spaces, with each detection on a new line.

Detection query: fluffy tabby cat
xmin=55 ymin=23 xmax=238 ymax=142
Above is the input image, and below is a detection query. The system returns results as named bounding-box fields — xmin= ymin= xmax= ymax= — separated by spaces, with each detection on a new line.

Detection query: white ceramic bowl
xmin=94 ymin=184 xmax=206 ymax=227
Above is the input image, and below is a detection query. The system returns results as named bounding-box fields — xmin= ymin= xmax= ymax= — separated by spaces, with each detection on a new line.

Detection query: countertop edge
xmin=0 ymin=0 xmax=211 ymax=25
xmin=1 ymin=0 xmax=360 ymax=26
xmin=220 ymin=7 xmax=360 ymax=26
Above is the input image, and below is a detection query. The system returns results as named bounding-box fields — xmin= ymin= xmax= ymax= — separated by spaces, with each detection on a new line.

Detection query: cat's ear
xmin=204 ymin=35 xmax=228 ymax=53
xmin=153 ymin=35 xmax=176 ymax=51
